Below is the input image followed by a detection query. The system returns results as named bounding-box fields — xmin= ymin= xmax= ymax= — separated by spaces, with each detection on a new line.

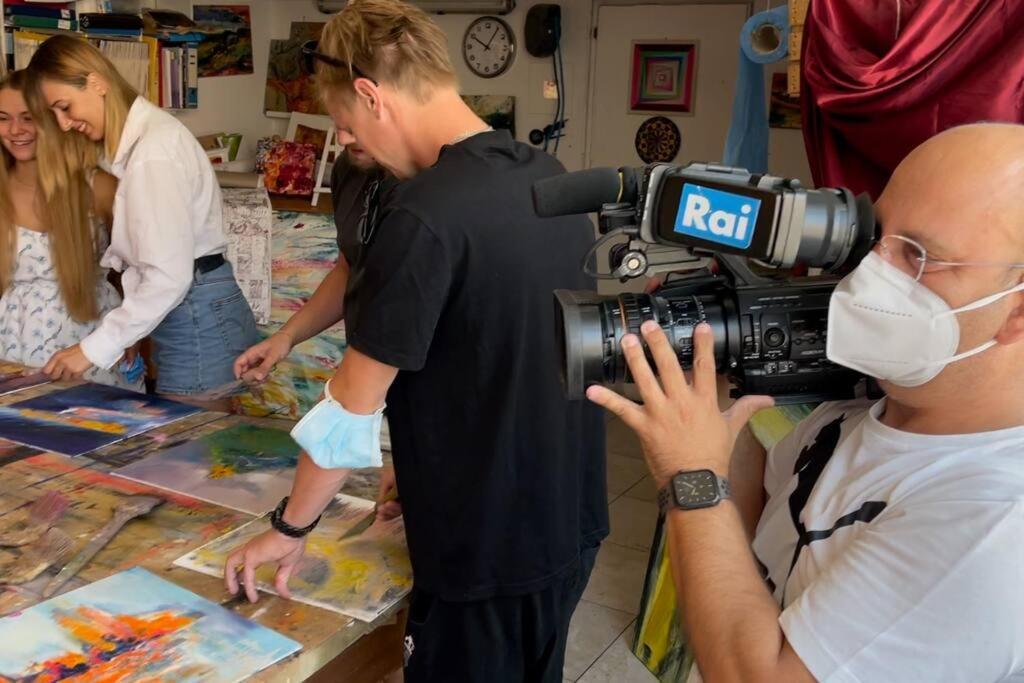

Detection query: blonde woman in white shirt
xmin=25 ymin=35 xmax=257 ymax=410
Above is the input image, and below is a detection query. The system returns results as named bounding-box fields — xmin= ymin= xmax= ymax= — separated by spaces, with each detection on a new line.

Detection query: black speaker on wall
xmin=525 ymin=4 xmax=561 ymax=58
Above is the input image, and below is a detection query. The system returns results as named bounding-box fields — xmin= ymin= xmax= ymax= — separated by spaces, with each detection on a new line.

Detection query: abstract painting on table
xmin=265 ymin=38 xmax=326 ymax=116
xmin=0 ymin=437 xmax=41 ymax=468
xmin=177 ymin=494 xmax=412 ymax=622
xmin=17 ymin=462 xmax=249 ymax=584
xmin=0 ymin=369 xmax=48 ymax=397
xmin=0 ymin=566 xmax=299 ymax=682
xmin=193 ymin=5 xmax=254 ymax=77
xmin=237 ymin=211 xmax=346 ymax=419
xmin=114 ymin=423 xmax=300 ymax=515
xmin=0 ymin=383 xmax=201 ymax=457
xmin=461 ymin=95 xmax=515 ymax=137
xmin=629 ymin=42 xmax=697 ymax=114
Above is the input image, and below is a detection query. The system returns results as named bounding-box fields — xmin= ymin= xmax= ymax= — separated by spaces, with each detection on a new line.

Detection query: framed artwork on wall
xmin=629 ymin=42 xmax=697 ymax=115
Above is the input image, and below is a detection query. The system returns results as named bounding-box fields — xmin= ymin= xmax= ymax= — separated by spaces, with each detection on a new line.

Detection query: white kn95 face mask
xmin=827 ymin=252 xmax=1024 ymax=387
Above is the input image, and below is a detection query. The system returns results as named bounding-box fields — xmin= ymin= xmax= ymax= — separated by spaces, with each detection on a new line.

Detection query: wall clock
xmin=463 ymin=16 xmax=516 ymax=78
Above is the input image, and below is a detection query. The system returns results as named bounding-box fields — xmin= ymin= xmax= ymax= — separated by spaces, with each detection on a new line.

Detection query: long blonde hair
xmin=1 ymin=69 xmax=100 ymax=321
xmin=25 ymin=34 xmax=137 ymax=160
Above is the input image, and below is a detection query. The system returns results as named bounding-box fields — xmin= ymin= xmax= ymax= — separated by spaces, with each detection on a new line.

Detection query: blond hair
xmin=26 ymin=34 xmax=137 ymax=161
xmin=2 ymin=68 xmax=102 ymax=321
xmin=317 ymin=0 xmax=457 ymax=103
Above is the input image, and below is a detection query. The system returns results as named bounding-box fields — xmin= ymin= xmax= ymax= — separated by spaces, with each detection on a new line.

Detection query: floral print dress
xmin=0 ymin=225 xmax=143 ymax=391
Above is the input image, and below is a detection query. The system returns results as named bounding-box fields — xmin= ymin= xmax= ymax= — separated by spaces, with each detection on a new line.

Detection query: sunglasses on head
xmin=300 ymin=40 xmax=377 ymax=84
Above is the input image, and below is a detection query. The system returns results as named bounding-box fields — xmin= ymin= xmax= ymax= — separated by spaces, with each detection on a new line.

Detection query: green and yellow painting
xmin=112 ymin=422 xmax=300 ymax=515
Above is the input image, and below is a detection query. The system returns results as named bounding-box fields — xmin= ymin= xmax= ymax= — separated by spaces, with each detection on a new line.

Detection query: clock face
xmin=463 ymin=16 xmax=515 ymax=78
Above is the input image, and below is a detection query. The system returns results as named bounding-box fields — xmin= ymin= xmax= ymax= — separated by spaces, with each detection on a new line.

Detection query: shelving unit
xmin=1 ymin=1 xmax=197 ymax=110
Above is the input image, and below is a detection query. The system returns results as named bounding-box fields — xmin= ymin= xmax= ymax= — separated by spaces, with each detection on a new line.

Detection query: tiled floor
xmin=563 ymin=417 xmax=659 ymax=682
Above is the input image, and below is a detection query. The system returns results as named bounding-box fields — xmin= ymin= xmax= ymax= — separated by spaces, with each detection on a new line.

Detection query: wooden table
xmin=0 ymin=378 xmax=406 ymax=682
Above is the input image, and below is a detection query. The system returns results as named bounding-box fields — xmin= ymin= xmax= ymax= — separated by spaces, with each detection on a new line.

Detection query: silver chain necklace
xmin=449 ymin=126 xmax=493 ymax=145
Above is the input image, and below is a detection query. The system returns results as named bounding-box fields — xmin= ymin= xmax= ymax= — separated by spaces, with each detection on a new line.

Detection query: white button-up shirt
xmin=80 ymin=97 xmax=227 ymax=370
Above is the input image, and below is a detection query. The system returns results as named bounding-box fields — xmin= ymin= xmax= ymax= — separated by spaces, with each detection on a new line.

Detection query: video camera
xmin=532 ymin=162 xmax=879 ymax=404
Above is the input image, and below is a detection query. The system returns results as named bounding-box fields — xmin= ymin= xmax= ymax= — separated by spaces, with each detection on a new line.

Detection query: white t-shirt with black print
xmin=752 ymin=398 xmax=1024 ymax=683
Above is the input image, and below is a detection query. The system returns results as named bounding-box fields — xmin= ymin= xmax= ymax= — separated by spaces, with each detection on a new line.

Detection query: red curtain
xmin=801 ymin=1 xmax=1024 ymax=199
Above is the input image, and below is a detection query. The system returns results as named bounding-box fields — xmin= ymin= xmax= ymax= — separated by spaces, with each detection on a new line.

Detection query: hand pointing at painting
xmin=225 ymin=530 xmax=306 ymax=603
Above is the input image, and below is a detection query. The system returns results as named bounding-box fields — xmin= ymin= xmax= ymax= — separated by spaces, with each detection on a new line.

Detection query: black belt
xmin=194 ymin=254 xmax=226 ymax=274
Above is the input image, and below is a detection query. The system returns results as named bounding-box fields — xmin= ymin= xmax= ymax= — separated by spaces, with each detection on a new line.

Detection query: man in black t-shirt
xmin=233 ymin=144 xmax=379 ymax=383
xmin=225 ymin=1 xmax=608 ymax=680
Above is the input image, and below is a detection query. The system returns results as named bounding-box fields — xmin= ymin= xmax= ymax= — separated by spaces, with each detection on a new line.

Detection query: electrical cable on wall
xmin=525 ymin=4 xmax=565 ymax=154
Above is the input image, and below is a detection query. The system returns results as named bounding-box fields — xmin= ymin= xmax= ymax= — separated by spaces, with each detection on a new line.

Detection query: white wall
xmin=154 ymin=0 xmax=595 ymax=169
xmin=153 ymin=0 xmax=808 ymax=179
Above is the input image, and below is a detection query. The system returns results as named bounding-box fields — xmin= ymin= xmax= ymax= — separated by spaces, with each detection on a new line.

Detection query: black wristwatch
xmin=270 ymin=497 xmax=322 ymax=538
xmin=658 ymin=469 xmax=731 ymax=512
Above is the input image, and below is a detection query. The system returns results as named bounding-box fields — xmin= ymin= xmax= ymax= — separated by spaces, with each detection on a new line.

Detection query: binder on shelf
xmin=185 ymin=43 xmax=197 ymax=109
xmin=142 ymin=35 xmax=159 ymax=105
xmin=4 ymin=6 xmax=74 ymax=20
xmin=9 ymin=15 xmax=77 ymax=31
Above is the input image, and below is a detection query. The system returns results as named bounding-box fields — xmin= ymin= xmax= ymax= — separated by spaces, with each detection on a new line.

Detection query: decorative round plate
xmin=634 ymin=116 xmax=681 ymax=163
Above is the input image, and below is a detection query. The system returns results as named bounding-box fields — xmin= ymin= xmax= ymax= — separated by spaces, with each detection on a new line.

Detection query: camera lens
xmin=554 ymin=289 xmax=733 ymax=398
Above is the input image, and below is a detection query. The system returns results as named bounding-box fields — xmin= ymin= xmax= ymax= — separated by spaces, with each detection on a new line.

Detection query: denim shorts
xmin=150 ymin=260 xmax=259 ymax=395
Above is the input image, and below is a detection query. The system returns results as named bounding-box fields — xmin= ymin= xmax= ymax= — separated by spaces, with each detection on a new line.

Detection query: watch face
xmin=463 ymin=17 xmax=515 ymax=78
xmin=673 ymin=470 xmax=720 ymax=507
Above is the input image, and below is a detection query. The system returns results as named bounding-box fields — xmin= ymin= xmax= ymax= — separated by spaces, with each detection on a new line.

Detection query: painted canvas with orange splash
xmin=176 ymin=494 xmax=411 ymax=622
xmin=0 ymin=567 xmax=299 ymax=682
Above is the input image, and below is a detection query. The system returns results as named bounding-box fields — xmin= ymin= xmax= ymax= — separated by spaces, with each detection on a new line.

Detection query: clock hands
xmin=472 ymin=35 xmax=490 ymax=51
xmin=485 ymin=26 xmax=501 ymax=49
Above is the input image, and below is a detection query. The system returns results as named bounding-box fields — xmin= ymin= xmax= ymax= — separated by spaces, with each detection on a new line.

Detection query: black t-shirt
xmin=330 ymin=156 xmax=376 ymax=267
xmin=344 ymin=130 xmax=608 ymax=601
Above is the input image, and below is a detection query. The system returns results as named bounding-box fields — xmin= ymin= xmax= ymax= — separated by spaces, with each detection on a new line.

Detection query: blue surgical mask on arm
xmin=290 ymin=378 xmax=385 ymax=469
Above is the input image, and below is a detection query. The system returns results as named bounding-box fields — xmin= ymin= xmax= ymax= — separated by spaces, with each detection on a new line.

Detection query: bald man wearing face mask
xmin=588 ymin=123 xmax=1024 ymax=683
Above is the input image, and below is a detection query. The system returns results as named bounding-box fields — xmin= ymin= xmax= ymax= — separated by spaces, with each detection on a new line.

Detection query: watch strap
xmin=270 ymin=496 xmax=322 ymax=538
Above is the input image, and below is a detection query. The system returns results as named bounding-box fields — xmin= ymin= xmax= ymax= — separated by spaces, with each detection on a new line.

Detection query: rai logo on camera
xmin=674 ymin=184 xmax=760 ymax=249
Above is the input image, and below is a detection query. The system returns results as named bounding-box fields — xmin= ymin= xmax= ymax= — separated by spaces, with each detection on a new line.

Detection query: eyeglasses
xmin=875 ymin=234 xmax=1024 ymax=281
xmin=300 ymin=40 xmax=377 ymax=84
xmin=359 ymin=179 xmax=382 ymax=246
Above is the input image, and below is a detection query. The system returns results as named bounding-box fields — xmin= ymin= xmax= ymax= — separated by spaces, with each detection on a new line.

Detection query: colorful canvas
xmin=12 ymin=462 xmax=249 ymax=584
xmin=0 ymin=384 xmax=201 ymax=457
xmin=0 ymin=567 xmax=300 ymax=681
xmin=0 ymin=370 xmax=48 ymax=397
xmin=265 ymin=38 xmax=326 ymax=116
xmin=289 ymin=21 xmax=325 ymax=43
xmin=769 ymin=71 xmax=801 ymax=129
xmin=114 ymin=423 xmax=300 ymax=515
xmin=0 ymin=438 xmax=41 ymax=468
xmin=294 ymin=123 xmax=329 ymax=158
xmin=632 ymin=513 xmax=693 ymax=682
xmin=83 ymin=411 xmax=228 ymax=470
xmin=262 ymin=141 xmax=317 ymax=196
xmin=630 ymin=42 xmax=697 ymax=114
xmin=237 ymin=211 xmax=345 ymax=419
xmin=461 ymin=95 xmax=516 ymax=136
xmin=177 ymin=494 xmax=412 ymax=622
xmin=193 ymin=5 xmax=254 ymax=77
